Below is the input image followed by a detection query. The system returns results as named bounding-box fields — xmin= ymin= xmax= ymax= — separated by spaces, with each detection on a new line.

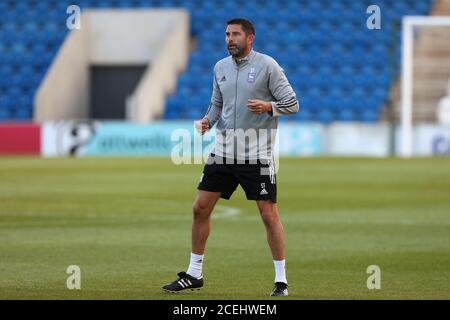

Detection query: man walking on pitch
xmin=162 ymin=18 xmax=298 ymax=296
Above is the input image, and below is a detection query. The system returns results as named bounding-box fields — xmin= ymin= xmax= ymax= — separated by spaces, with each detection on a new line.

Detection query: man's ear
xmin=248 ymin=34 xmax=255 ymax=46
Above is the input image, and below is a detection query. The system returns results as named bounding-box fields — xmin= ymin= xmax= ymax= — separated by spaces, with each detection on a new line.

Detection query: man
xmin=162 ymin=18 xmax=298 ymax=297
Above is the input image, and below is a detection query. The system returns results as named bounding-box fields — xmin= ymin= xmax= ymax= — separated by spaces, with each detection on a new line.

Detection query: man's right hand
xmin=195 ymin=118 xmax=210 ymax=135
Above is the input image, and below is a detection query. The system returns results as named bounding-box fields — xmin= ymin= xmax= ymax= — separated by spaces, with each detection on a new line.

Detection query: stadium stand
xmin=0 ymin=0 xmax=434 ymax=123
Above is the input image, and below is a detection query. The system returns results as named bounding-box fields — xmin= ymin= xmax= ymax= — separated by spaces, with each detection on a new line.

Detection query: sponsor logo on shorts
xmin=260 ymin=183 xmax=269 ymax=195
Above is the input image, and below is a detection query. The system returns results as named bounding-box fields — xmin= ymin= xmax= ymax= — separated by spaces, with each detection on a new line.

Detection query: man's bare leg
xmin=256 ymin=200 xmax=285 ymax=260
xmin=185 ymin=190 xmax=221 ymax=279
xmin=191 ymin=190 xmax=222 ymax=255
xmin=162 ymin=190 xmax=221 ymax=292
xmin=256 ymin=200 xmax=288 ymax=296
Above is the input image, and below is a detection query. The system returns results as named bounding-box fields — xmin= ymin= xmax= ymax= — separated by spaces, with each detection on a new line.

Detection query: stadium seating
xmin=0 ymin=0 xmax=433 ymax=122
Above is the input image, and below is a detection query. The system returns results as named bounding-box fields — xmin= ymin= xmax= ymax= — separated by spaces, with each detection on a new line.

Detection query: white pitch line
xmin=213 ymin=205 xmax=241 ymax=219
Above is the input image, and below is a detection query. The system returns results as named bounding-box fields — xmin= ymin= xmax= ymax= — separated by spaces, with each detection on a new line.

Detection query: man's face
xmin=226 ymin=24 xmax=253 ymax=58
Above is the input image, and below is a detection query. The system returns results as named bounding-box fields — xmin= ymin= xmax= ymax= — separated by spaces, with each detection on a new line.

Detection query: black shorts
xmin=197 ymin=154 xmax=277 ymax=203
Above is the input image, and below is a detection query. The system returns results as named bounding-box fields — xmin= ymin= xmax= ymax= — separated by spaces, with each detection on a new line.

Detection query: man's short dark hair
xmin=227 ymin=18 xmax=255 ymax=36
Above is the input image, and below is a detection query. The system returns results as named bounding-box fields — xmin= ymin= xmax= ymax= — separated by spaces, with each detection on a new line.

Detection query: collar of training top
xmin=233 ymin=49 xmax=256 ymax=65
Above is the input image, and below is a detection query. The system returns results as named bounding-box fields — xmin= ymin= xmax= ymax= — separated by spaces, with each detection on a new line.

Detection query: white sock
xmin=274 ymin=259 xmax=287 ymax=284
xmin=187 ymin=253 xmax=204 ymax=279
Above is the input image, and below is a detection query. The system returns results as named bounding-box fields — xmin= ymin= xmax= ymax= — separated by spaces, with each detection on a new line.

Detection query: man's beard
xmin=227 ymin=44 xmax=246 ymax=58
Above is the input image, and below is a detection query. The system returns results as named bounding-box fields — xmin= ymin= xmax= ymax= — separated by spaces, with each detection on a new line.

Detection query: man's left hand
xmin=247 ymin=99 xmax=272 ymax=115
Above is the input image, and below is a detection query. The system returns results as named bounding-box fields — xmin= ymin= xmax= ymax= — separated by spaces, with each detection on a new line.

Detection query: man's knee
xmin=193 ymin=200 xmax=212 ymax=218
xmin=193 ymin=191 xmax=220 ymax=218
xmin=259 ymin=205 xmax=279 ymax=226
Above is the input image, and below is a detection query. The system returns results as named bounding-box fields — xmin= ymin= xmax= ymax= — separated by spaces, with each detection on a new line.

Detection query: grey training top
xmin=204 ymin=49 xmax=299 ymax=160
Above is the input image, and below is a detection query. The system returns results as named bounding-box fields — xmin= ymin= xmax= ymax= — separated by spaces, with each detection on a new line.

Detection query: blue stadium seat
xmin=294 ymin=109 xmax=313 ymax=122
xmin=165 ymin=99 xmax=182 ymax=119
xmin=14 ymin=108 xmax=32 ymax=120
xmin=336 ymin=109 xmax=355 ymax=122
xmin=316 ymin=110 xmax=334 ymax=124
xmin=360 ymin=109 xmax=379 ymax=122
xmin=0 ymin=108 xmax=12 ymax=121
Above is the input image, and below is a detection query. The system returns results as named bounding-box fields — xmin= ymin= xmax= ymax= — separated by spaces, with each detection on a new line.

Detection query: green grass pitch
xmin=0 ymin=157 xmax=449 ymax=300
